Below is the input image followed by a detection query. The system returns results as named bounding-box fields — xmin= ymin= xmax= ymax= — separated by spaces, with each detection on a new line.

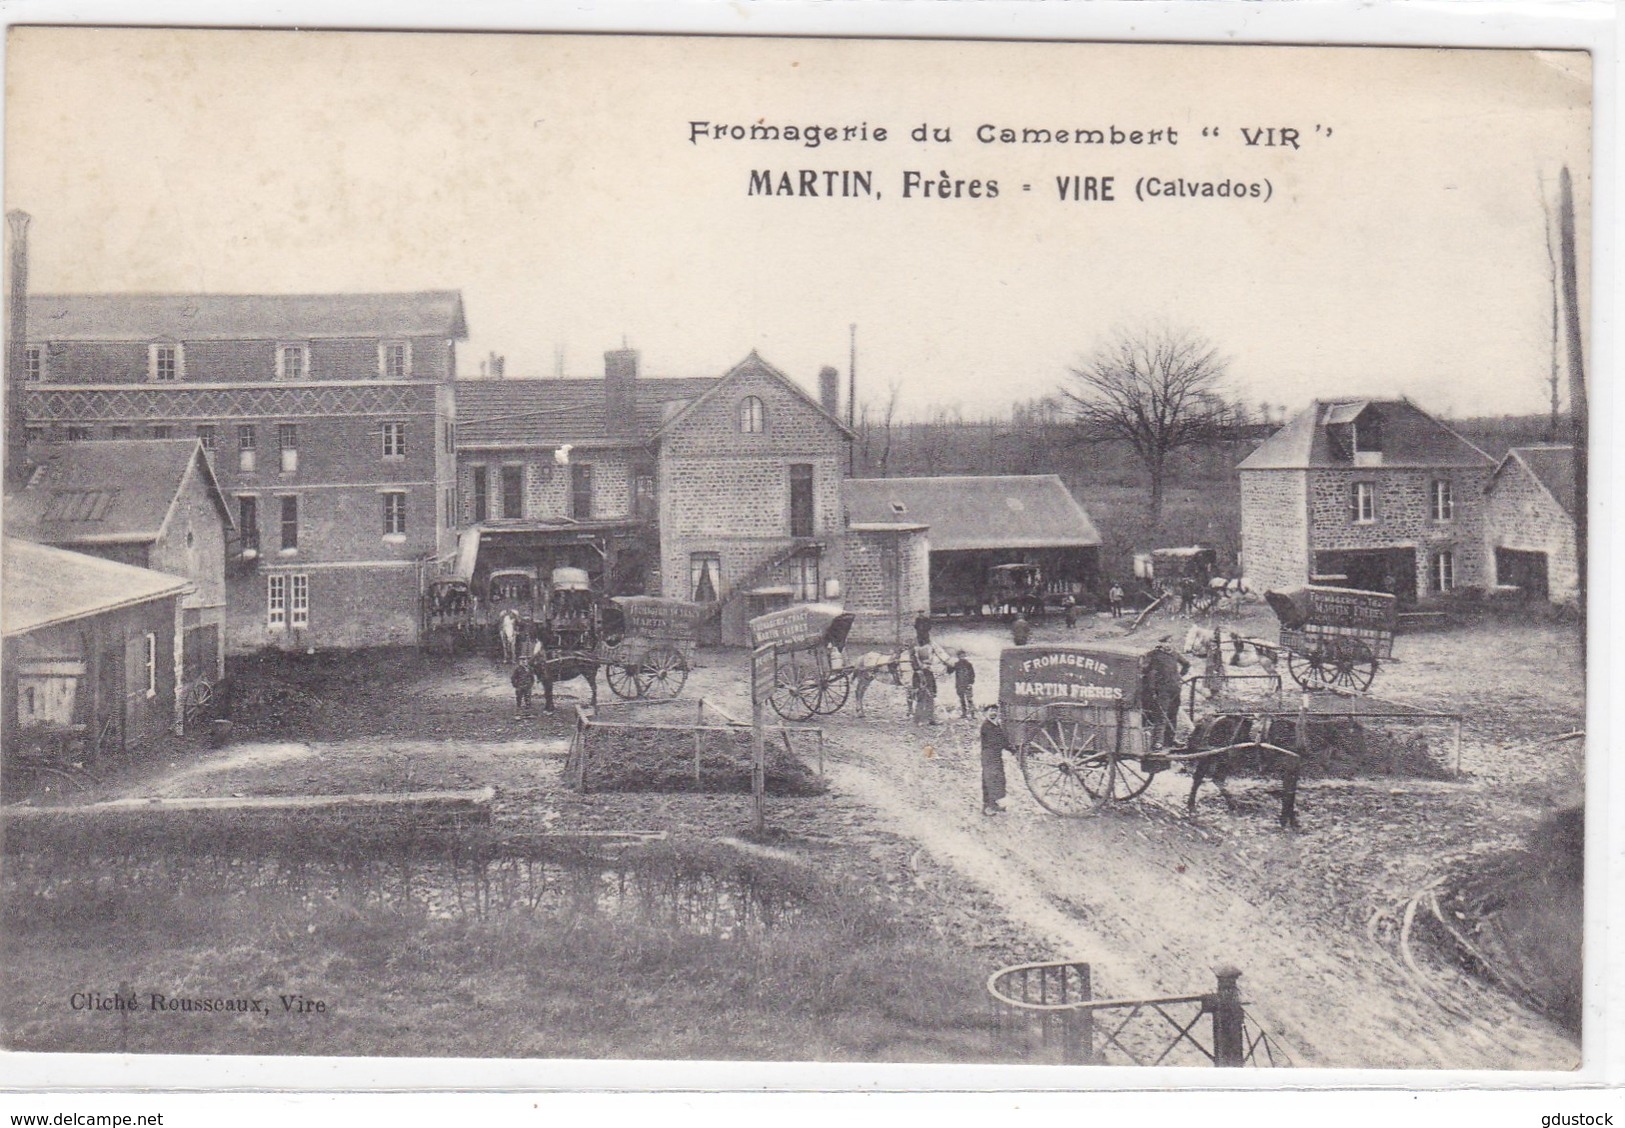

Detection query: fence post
xmin=1060 ymin=962 xmax=1093 ymax=1065
xmin=1211 ymin=964 xmax=1245 ymax=1067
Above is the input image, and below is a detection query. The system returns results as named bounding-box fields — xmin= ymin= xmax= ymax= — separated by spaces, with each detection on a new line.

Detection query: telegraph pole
xmin=5 ymin=210 xmax=31 ymax=489
xmin=1557 ymin=166 xmax=1586 ymax=656
xmin=847 ymin=323 xmax=856 ymax=476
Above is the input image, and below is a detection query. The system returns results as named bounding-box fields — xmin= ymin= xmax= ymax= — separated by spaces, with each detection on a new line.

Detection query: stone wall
xmin=1307 ymin=467 xmax=1491 ymax=593
xmin=841 ymin=527 xmax=930 ymax=647
xmin=457 ymin=450 xmax=636 ymax=524
xmin=1239 ymin=470 xmax=1309 ymax=591
xmin=1485 ymin=463 xmax=1579 ymax=603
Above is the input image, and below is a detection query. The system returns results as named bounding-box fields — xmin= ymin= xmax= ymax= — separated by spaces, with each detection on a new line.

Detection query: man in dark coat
xmin=950 ymin=650 xmax=976 ymax=718
xmin=1142 ymin=635 xmax=1190 ymax=749
xmin=914 ymin=611 xmax=933 ymax=647
xmin=911 ymin=642 xmax=939 ymax=725
xmin=980 ymin=705 xmax=1013 ymax=815
xmin=510 ymin=660 xmax=536 ymax=719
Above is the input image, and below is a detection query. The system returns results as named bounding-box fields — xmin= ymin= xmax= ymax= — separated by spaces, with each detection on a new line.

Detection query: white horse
xmin=498 ymin=609 xmax=520 ymax=664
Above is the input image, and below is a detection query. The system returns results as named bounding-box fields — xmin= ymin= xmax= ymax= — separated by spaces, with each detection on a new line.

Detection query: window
xmin=1430 ymin=479 xmax=1454 ymax=521
xmin=238 ymin=496 xmax=259 ymax=554
xmin=66 ymin=426 xmax=91 ymax=442
xmin=143 ymin=633 xmax=157 ymax=697
xmin=382 ymin=491 xmax=407 ymax=537
xmin=1434 ymin=551 xmax=1455 ymax=593
xmin=690 ymin=553 xmax=721 ymax=603
xmin=1352 ymin=481 xmax=1376 ymax=524
xmin=279 ymin=495 xmax=299 ymax=552
xmin=501 ymin=465 xmax=523 ymax=519
xmin=108 ymin=426 xmax=132 ymax=440
xmin=738 ymin=396 xmax=765 ymax=434
xmin=151 ymin=425 xmax=173 ymax=440
xmin=472 ymin=466 xmax=488 ymax=523
xmin=789 ymin=463 xmax=815 ymax=538
xmin=291 ymin=574 xmax=309 ymax=628
xmin=238 ymin=425 xmax=257 ymax=472
xmin=196 ymin=424 xmax=216 ymax=451
xmin=23 ymin=426 xmax=43 ymax=444
xmin=791 ymin=554 xmax=820 ymax=602
xmin=380 ymin=341 xmax=410 ymax=380
xmin=382 ymin=422 xmax=406 ymax=459
xmin=277 ymin=344 xmax=308 ymax=381
xmin=443 ymin=420 xmax=455 ymax=454
xmin=149 ymin=343 xmax=182 ymax=382
xmin=278 ymin=423 xmax=298 ymax=473
xmin=24 ymin=345 xmax=42 ymax=383
xmin=268 ymin=574 xmax=286 ymax=628
xmin=571 ymin=463 xmax=593 ymax=519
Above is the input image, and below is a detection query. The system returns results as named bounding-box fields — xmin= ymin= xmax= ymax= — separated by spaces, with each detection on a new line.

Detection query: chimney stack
xmin=6 ymin=210 xmax=31 ymax=489
xmin=818 ymin=365 xmax=840 ymax=418
xmin=605 ymin=347 xmax=639 ymax=441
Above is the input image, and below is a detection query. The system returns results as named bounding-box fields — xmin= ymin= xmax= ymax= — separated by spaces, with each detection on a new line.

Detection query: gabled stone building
xmin=1484 ymin=444 xmax=1579 ymax=605
xmin=1238 ymin=398 xmax=1495 ymax=603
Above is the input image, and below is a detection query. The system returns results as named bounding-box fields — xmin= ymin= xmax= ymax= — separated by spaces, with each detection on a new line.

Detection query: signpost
xmin=748 ymin=643 xmax=775 ymax=835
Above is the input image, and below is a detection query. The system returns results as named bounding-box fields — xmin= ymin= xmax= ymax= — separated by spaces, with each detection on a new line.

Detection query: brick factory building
xmin=17 ymin=292 xmax=467 ymax=651
xmin=1483 ymin=444 xmax=1579 ymax=606
xmin=1238 ymin=398 xmax=1494 ymax=603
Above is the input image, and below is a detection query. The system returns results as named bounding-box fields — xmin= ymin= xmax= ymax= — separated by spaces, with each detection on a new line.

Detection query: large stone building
xmin=1238 ymin=399 xmax=1495 ymax=602
xmin=6 ymin=438 xmax=233 ymax=687
xmin=1484 ymin=444 xmax=1579 ymax=605
xmin=17 ymin=292 xmax=467 ymax=651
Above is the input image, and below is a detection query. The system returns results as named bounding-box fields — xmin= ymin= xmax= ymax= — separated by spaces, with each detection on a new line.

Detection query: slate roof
xmin=455 ymin=376 xmax=720 ymax=447
xmin=6 ymin=439 xmax=232 ymax=545
xmin=842 ymin=475 xmax=1102 ymax=551
xmin=2 ymin=539 xmax=190 ymax=637
xmin=1494 ymin=444 xmax=1578 ymax=518
xmin=1238 ymin=399 xmax=1494 ymax=470
xmin=26 ymin=291 xmax=468 ymax=342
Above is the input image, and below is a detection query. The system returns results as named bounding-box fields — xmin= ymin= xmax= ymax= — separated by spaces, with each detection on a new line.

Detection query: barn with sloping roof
xmin=1484 ymin=444 xmax=1579 ymax=605
xmin=842 ymin=475 xmax=1102 ymax=616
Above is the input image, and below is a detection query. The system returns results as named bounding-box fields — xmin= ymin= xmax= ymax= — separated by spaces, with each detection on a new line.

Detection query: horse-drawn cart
xmin=1258 ymin=586 xmax=1397 ymax=693
xmin=1145 ymin=546 xmax=1221 ymax=615
xmin=1000 ymin=643 xmax=1305 ymax=827
xmin=601 ymin=596 xmax=700 ymax=701
xmin=748 ymin=603 xmax=859 ymax=721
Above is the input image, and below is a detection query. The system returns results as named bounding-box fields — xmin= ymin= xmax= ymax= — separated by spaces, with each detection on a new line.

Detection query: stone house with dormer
xmin=1238 ymin=398 xmax=1495 ymax=603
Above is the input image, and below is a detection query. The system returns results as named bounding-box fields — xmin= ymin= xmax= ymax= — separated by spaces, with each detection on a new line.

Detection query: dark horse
xmin=1184 ymin=713 xmax=1304 ymax=829
xmin=526 ymin=600 xmax=626 ymax=713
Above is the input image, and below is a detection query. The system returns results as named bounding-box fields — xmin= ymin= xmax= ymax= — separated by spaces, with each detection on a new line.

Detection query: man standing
xmin=979 ymin=705 xmax=1013 ymax=816
xmin=914 ymin=611 xmax=933 ymax=647
xmin=912 ymin=642 xmax=939 ymax=725
xmin=1108 ymin=581 xmax=1125 ymax=619
xmin=510 ymin=660 xmax=536 ymax=719
xmin=1063 ymin=594 xmax=1078 ymax=629
xmin=950 ymin=650 xmax=976 ymax=718
xmin=1011 ymin=614 xmax=1032 ymax=647
xmin=1143 ymin=635 xmax=1191 ymax=749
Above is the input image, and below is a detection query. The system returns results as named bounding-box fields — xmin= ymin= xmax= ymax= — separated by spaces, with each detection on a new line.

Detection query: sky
xmin=3 ymin=30 xmax=1593 ymax=421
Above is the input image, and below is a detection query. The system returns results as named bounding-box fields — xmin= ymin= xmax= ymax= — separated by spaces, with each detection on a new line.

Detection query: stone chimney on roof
xmin=818 ymin=365 xmax=840 ymax=418
xmin=605 ymin=347 xmax=639 ymax=442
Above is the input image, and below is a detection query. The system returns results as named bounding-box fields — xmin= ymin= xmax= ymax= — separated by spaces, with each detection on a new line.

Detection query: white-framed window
xmin=277 ymin=343 xmax=308 ymax=381
xmin=149 ymin=342 xmax=183 ymax=383
xmin=690 ymin=553 xmax=721 ymax=603
xmin=143 ymin=632 xmax=157 ymax=697
xmin=1434 ymin=551 xmax=1455 ymax=593
xmin=1430 ymin=479 xmax=1454 ymax=521
xmin=279 ymin=495 xmax=299 ymax=552
xmin=268 ymin=574 xmax=287 ymax=628
xmin=196 ymin=424 xmax=216 ymax=451
xmin=1352 ymin=481 xmax=1376 ymax=524
xmin=791 ymin=555 xmax=820 ymax=602
xmin=24 ymin=345 xmax=43 ymax=383
xmin=382 ymin=490 xmax=407 ymax=537
xmin=278 ymin=423 xmax=298 ymax=473
xmin=380 ymin=341 xmax=410 ymax=380
xmin=238 ymin=425 xmax=257 ymax=472
xmin=291 ymin=574 xmax=309 ymax=628
xmin=382 ymin=421 xmax=406 ymax=459
xmin=738 ymin=395 xmax=766 ymax=434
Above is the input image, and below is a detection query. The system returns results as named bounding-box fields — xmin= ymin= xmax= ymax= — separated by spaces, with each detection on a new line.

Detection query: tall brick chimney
xmin=5 ymin=210 xmax=32 ymax=489
xmin=605 ymin=347 xmax=639 ymax=441
xmin=818 ymin=365 xmax=840 ymax=418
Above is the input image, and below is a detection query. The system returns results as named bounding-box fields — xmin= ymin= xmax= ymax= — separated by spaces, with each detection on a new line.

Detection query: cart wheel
xmin=1078 ymin=750 xmax=1155 ymax=802
xmin=1189 ymin=588 xmax=1220 ymax=615
xmin=605 ymin=662 xmax=641 ymax=699
xmin=1285 ymin=647 xmax=1328 ymax=690
xmin=813 ymin=672 xmax=850 ymax=715
xmin=768 ymin=668 xmax=821 ymax=721
xmin=636 ymin=645 xmax=689 ymax=700
xmin=183 ymin=680 xmax=214 ymax=728
xmin=1325 ymin=637 xmax=1377 ymax=692
xmin=1020 ymin=720 xmax=1107 ymax=817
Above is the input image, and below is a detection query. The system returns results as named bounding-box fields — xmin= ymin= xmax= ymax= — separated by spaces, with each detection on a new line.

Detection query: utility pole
xmin=848 ymin=323 xmax=856 ymax=477
xmin=1558 ymin=166 xmax=1587 ymax=656
xmin=5 ymin=210 xmax=32 ymax=490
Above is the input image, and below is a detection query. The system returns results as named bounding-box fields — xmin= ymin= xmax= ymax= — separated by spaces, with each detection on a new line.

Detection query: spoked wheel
xmin=1189 ymin=588 xmax=1220 ymax=615
xmin=635 ymin=645 xmax=689 ymax=700
xmin=1323 ymin=637 xmax=1377 ymax=692
xmin=1020 ymin=720 xmax=1108 ymax=817
xmin=182 ymin=680 xmax=214 ymax=729
xmin=811 ymin=672 xmax=850 ymax=715
xmin=604 ymin=661 xmax=642 ymax=699
xmin=1285 ymin=647 xmax=1330 ymax=690
xmin=768 ymin=666 xmax=822 ymax=721
xmin=1078 ymin=749 xmax=1155 ymax=802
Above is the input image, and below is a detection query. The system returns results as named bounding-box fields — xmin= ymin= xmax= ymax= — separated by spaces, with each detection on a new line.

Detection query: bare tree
xmin=874 ymin=381 xmax=901 ymax=478
xmin=1061 ymin=326 xmax=1235 ymax=524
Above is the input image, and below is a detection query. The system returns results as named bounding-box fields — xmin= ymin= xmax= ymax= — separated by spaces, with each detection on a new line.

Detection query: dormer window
xmin=739 ymin=395 xmax=766 ymax=434
xmin=149 ymin=342 xmax=183 ymax=382
xmin=380 ymin=341 xmax=410 ymax=379
xmin=278 ymin=344 xmax=309 ymax=381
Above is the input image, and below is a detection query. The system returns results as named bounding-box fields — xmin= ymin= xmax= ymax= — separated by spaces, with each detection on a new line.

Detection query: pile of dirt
xmin=1420 ymin=804 xmax=1582 ymax=1034
xmin=570 ymin=721 xmax=826 ymax=796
